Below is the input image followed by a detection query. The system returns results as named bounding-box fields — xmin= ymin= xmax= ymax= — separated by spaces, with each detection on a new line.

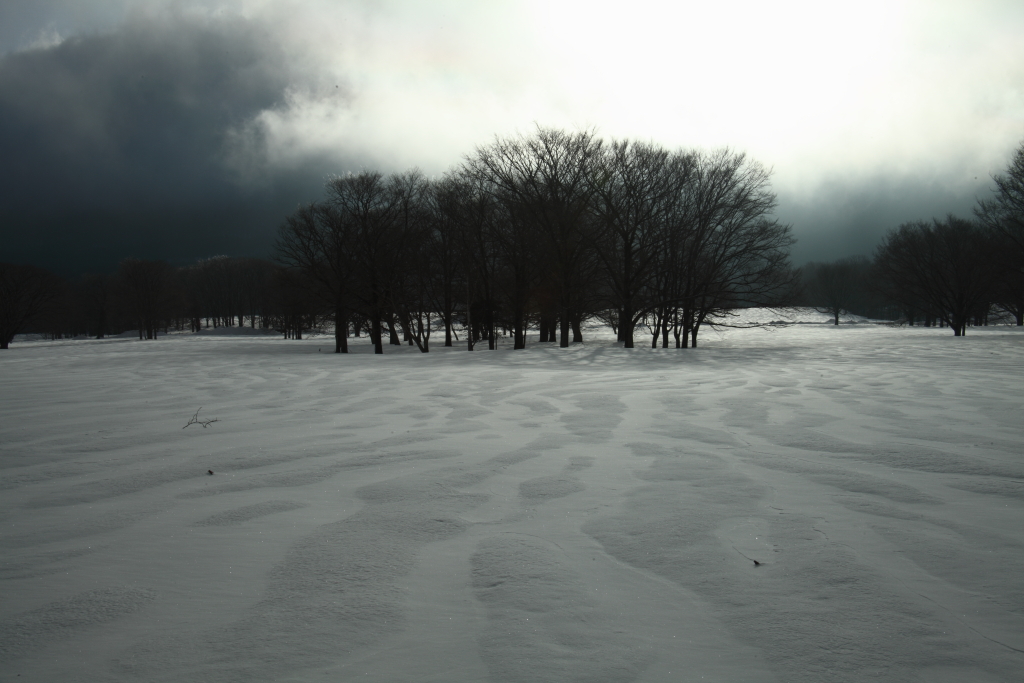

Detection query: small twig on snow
xmin=732 ymin=545 xmax=763 ymax=567
xmin=183 ymin=407 xmax=219 ymax=430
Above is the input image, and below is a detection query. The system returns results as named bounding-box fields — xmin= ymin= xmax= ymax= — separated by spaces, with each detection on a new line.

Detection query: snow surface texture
xmin=1 ymin=315 xmax=1022 ymax=682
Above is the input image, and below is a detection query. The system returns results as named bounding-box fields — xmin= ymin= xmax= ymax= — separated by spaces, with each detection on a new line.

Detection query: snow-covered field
xmin=2 ymin=314 xmax=1022 ymax=682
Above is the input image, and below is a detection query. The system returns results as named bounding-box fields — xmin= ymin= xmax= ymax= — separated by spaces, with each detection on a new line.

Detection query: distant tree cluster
xmin=799 ymin=140 xmax=1024 ymax=334
xmin=1 ymin=264 xmax=63 ymax=349
xmin=798 ymin=257 xmax=876 ymax=325
xmin=277 ymin=128 xmax=797 ymax=353
xmin=974 ymin=139 xmax=1024 ymax=327
xmin=0 ymin=255 xmax=317 ymax=348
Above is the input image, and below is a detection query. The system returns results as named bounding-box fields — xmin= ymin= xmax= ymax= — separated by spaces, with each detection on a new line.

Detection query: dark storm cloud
xmin=779 ymin=175 xmax=993 ymax=266
xmin=0 ymin=11 xmax=339 ymax=275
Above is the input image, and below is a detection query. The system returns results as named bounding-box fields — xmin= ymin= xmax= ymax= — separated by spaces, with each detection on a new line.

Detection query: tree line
xmin=0 ymin=256 xmax=306 ymax=349
xmin=4 ymin=131 xmax=1023 ymax=349
xmin=275 ymin=128 xmax=797 ymax=354
xmin=799 ymin=141 xmax=1024 ymax=334
xmin=4 ymin=128 xmax=799 ymax=351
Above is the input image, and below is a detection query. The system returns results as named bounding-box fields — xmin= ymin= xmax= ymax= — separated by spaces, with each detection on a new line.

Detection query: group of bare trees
xmin=873 ymin=216 xmax=1000 ymax=335
xmin=277 ymin=128 xmax=797 ymax=353
xmin=13 ymin=130 xmax=1018 ymax=349
xmin=0 ymin=255 xmax=319 ymax=345
xmin=975 ymin=139 xmax=1024 ymax=326
xmin=800 ymin=256 xmax=874 ymax=325
xmin=0 ymin=264 xmax=63 ymax=349
xmin=799 ymin=140 xmax=1024 ymax=334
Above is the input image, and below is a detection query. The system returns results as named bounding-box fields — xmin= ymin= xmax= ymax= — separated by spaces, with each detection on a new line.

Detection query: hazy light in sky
xmin=205 ymin=0 xmax=1022 ymax=200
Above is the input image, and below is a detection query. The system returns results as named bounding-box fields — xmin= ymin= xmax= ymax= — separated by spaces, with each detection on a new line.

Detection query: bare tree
xmin=976 ymin=139 xmax=1024 ymax=253
xmin=236 ymin=258 xmax=277 ymax=329
xmin=386 ymin=170 xmax=434 ymax=352
xmin=0 ymin=263 xmax=62 ymax=349
xmin=78 ymin=273 xmax=113 ymax=338
xmin=873 ymin=216 xmax=996 ymax=335
xmin=455 ymin=174 xmax=503 ymax=350
xmin=804 ymin=256 xmax=870 ymax=325
xmin=466 ymin=127 xmax=604 ymax=347
xmin=589 ymin=141 xmax=688 ymax=347
xmin=326 ymin=171 xmax=404 ymax=354
xmin=668 ymin=149 xmax=796 ymax=347
xmin=423 ymin=176 xmax=466 ymax=346
xmin=277 ymin=202 xmax=356 ymax=352
xmin=976 ymin=139 xmax=1024 ymax=325
xmin=117 ymin=258 xmax=173 ymax=340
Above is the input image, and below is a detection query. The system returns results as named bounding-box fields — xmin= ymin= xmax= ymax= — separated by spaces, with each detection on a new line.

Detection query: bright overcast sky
xmin=2 ymin=0 xmax=1022 ymax=269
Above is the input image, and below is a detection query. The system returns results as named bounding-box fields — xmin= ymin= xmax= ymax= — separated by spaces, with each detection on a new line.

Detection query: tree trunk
xmin=334 ymin=306 xmax=348 ymax=353
xmin=514 ymin=308 xmax=526 ymax=349
xmin=388 ymin=315 xmax=401 ymax=345
xmin=681 ymin=305 xmax=691 ymax=348
xmin=420 ymin=312 xmax=431 ymax=352
xmin=691 ymin=310 xmax=706 ymax=347
xmin=560 ymin=305 xmax=570 ymax=348
xmin=466 ymin=287 xmax=474 ymax=351
xmin=487 ymin=304 xmax=496 ymax=350
xmin=371 ymin=315 xmax=383 ymax=354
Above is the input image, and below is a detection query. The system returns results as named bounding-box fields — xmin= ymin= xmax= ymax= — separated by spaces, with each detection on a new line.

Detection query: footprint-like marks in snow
xmin=0 ymin=546 xmax=101 ymax=581
xmin=1 ymin=507 xmax=158 ymax=550
xmin=193 ymin=500 xmax=306 ymax=526
xmin=583 ymin=448 xmax=992 ymax=682
xmin=519 ymin=456 xmax=593 ymax=502
xmin=947 ymin=479 xmax=1024 ymax=500
xmin=116 ymin=438 xmax=562 ymax=681
xmin=26 ymin=448 xmax=337 ymax=508
xmin=747 ymin=453 xmax=942 ymax=505
xmin=0 ymin=587 xmax=155 ymax=664
xmin=471 ymin=535 xmax=647 ymax=682
xmin=177 ymin=449 xmax=460 ymax=499
xmin=560 ymin=394 xmax=626 ymax=443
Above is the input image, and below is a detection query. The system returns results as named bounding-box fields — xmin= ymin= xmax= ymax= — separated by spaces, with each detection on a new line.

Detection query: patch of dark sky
xmin=781 ymin=175 xmax=994 ymax=264
xmin=0 ymin=10 xmax=350 ymax=276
